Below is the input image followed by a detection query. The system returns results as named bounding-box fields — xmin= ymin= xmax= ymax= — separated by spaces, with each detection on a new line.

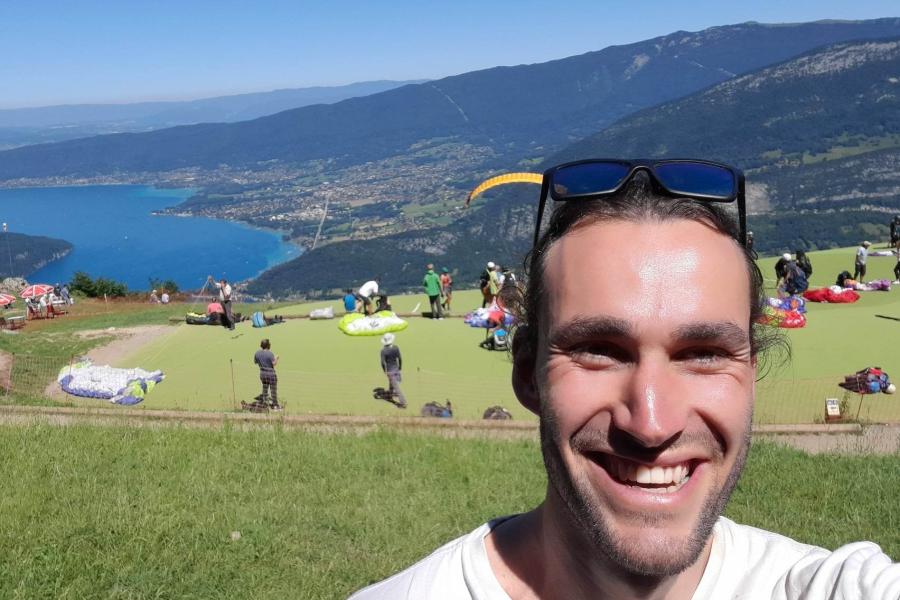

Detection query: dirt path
xmin=0 ymin=404 xmax=895 ymax=453
xmin=43 ymin=324 xmax=178 ymax=399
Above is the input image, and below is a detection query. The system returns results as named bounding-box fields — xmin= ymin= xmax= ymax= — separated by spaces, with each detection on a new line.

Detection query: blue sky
xmin=1 ymin=0 xmax=898 ymax=108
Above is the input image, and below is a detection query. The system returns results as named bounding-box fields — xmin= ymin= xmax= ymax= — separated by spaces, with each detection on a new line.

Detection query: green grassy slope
xmin=0 ymin=426 xmax=895 ymax=599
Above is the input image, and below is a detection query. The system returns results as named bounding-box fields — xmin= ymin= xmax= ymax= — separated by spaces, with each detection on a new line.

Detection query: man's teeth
xmin=608 ymin=458 xmax=691 ymax=493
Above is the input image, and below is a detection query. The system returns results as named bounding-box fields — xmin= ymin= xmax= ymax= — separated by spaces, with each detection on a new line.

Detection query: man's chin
xmin=586 ymin=516 xmax=714 ymax=578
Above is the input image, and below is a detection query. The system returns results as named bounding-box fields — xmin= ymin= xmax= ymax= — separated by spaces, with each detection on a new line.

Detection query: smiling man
xmin=351 ymin=162 xmax=898 ymax=599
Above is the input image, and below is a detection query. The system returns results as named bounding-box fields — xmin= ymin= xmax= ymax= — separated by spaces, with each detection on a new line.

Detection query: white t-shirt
xmin=358 ymin=280 xmax=379 ymax=299
xmin=215 ymin=282 xmax=232 ymax=302
xmin=857 ymin=246 xmax=869 ymax=264
xmin=160 ymin=293 xmax=169 ymax=304
xmin=349 ymin=516 xmax=899 ymax=599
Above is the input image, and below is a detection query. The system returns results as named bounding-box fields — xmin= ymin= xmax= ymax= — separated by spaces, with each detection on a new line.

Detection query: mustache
xmin=570 ymin=426 xmax=726 ymax=462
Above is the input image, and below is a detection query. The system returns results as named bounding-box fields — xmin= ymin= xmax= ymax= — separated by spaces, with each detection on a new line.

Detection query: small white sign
xmin=825 ymin=398 xmax=841 ymax=417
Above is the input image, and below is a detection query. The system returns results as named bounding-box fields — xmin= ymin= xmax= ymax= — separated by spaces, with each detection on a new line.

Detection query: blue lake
xmin=0 ymin=185 xmax=299 ymax=290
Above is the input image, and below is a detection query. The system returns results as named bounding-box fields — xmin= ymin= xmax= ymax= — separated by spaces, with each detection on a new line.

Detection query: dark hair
xmin=260 ymin=339 xmax=271 ymax=350
xmin=503 ymin=171 xmax=784 ymax=371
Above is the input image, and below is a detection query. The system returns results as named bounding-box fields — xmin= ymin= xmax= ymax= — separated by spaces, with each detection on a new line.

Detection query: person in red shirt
xmin=440 ymin=267 xmax=453 ymax=314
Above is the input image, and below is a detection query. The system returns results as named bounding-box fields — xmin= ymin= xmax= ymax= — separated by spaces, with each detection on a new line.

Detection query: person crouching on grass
xmin=254 ymin=338 xmax=281 ymax=410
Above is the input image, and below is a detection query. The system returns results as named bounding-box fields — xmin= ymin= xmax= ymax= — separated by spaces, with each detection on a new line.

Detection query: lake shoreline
xmin=1 ymin=185 xmax=298 ymax=290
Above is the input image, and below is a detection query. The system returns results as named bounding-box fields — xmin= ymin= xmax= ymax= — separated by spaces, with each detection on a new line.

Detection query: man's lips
xmin=586 ymin=452 xmax=703 ymax=495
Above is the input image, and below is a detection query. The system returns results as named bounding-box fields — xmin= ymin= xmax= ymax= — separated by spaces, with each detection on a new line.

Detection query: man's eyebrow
xmin=672 ymin=321 xmax=749 ymax=346
xmin=547 ymin=315 xmax=633 ymax=347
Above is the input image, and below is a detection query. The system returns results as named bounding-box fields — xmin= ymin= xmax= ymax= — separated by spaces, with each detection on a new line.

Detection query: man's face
xmin=525 ymin=219 xmax=756 ymax=577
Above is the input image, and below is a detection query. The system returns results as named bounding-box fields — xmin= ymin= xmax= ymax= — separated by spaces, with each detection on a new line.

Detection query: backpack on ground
xmin=786 ymin=263 xmax=808 ymax=294
xmin=421 ymin=401 xmax=453 ymax=418
xmin=483 ymin=406 xmax=513 ymax=420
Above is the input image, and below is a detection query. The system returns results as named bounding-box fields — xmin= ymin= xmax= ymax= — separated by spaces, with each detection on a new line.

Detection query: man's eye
xmin=678 ymin=348 xmax=730 ymax=365
xmin=571 ymin=343 xmax=630 ymax=364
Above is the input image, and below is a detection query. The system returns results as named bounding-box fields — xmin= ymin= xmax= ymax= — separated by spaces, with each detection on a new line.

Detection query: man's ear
xmin=512 ymin=325 xmax=541 ymax=416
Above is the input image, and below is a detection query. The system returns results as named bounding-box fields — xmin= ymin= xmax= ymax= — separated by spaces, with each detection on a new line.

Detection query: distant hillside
xmin=550 ymin=38 xmax=900 ymax=176
xmin=0 ymin=233 xmax=72 ymax=279
xmin=0 ymin=80 xmax=424 ymax=150
xmin=247 ymin=36 xmax=900 ymax=296
xmin=3 ymin=19 xmax=900 ymax=180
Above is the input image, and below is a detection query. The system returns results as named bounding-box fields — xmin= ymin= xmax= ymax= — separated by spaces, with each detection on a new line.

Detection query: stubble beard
xmin=539 ymin=406 xmax=752 ymax=579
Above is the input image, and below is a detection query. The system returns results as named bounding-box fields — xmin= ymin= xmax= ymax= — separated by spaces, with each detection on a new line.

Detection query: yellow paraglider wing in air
xmin=465 ymin=172 xmax=543 ymax=207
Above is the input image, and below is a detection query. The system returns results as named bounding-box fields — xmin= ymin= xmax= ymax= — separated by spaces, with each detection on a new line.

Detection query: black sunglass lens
xmin=654 ymin=163 xmax=735 ymax=198
xmin=551 ymin=162 xmax=631 ymax=199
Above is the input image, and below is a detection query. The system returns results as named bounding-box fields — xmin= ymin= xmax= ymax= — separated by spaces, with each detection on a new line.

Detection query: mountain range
xmin=2 ymin=19 xmax=900 ymax=296
xmin=247 ymin=34 xmax=900 ymax=296
xmin=0 ymin=80 xmax=423 ymax=150
xmin=2 ymin=19 xmax=899 ymax=180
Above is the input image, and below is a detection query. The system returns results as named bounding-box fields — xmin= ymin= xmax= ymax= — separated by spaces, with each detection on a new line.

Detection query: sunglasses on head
xmin=533 ymin=158 xmax=747 ymax=247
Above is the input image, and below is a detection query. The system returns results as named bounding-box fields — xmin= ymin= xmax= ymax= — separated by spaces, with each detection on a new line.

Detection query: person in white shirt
xmin=854 ymin=240 xmax=872 ymax=281
xmin=356 ymin=278 xmax=380 ymax=315
xmin=208 ymin=276 xmax=234 ymax=330
xmin=351 ymin=165 xmax=898 ymax=599
xmin=160 ymin=290 xmax=170 ymax=304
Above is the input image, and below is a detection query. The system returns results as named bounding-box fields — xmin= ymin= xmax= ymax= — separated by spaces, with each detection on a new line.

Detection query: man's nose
xmin=612 ymin=358 xmax=688 ymax=448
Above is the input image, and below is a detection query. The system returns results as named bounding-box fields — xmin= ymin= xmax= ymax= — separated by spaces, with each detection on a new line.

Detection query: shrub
xmin=69 ymin=271 xmax=128 ymax=298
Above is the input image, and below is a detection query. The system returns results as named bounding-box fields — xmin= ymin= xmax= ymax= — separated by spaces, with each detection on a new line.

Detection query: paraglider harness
xmin=480 ymin=328 xmax=508 ymax=351
xmin=483 ymin=405 xmax=513 ymax=420
xmin=241 ymin=394 xmax=284 ymax=413
xmin=784 ymin=262 xmax=809 ymax=295
xmin=421 ymin=401 xmax=453 ymax=418
xmin=372 ymin=386 xmax=405 ymax=408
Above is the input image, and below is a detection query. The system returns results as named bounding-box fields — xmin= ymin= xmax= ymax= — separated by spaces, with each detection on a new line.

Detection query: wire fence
xmin=2 ymin=353 xmax=898 ymax=425
xmin=2 ymin=353 xmax=75 ymax=400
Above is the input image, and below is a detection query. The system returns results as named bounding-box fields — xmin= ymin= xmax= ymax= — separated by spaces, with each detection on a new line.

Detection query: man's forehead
xmin=541 ymin=219 xmax=751 ymax=334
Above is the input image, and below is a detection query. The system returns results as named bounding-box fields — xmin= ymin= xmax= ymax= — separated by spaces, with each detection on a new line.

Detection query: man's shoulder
xmin=349 ymin=523 xmax=490 ymax=599
xmin=704 ymin=517 xmax=898 ymax=599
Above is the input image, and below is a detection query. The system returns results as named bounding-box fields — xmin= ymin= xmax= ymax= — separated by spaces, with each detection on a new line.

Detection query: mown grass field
xmin=2 ymin=245 xmax=898 ymax=423
xmin=0 ymin=425 xmax=895 ymax=599
xmin=116 ymin=247 xmax=899 ymax=423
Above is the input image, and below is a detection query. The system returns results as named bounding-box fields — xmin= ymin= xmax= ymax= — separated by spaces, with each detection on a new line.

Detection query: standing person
xmin=351 ymin=161 xmax=897 ymax=599
xmin=356 ymin=278 xmax=380 ymax=315
xmin=439 ymin=268 xmax=453 ymax=313
xmin=488 ymin=263 xmax=501 ymax=303
xmin=208 ymin=276 xmax=234 ymax=330
xmin=423 ymin=263 xmax=443 ymax=320
xmin=60 ymin=283 xmax=72 ymax=305
xmin=253 ymin=338 xmax=281 ymax=410
xmin=149 ymin=289 xmax=160 ymax=304
xmin=480 ymin=262 xmax=494 ymax=308
xmin=160 ymin=289 xmax=170 ymax=304
xmin=894 ymin=239 xmax=900 ymax=284
xmin=380 ymin=333 xmax=406 ymax=408
xmin=795 ymin=249 xmax=813 ymax=278
xmin=501 ymin=266 xmax=517 ymax=289
xmin=854 ymin=241 xmax=871 ymax=282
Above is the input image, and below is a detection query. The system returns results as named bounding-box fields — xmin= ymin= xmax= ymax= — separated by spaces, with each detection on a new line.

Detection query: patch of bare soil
xmin=0 ymin=350 xmax=11 ymax=391
xmin=44 ymin=325 xmax=177 ymax=399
